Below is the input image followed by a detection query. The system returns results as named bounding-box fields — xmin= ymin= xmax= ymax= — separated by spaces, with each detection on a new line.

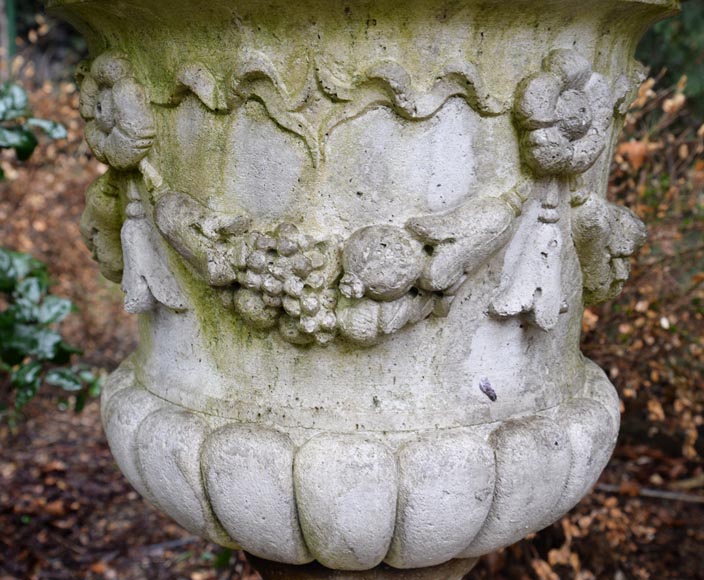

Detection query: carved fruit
xmin=342 ymin=226 xmax=424 ymax=301
xmin=407 ymin=196 xmax=518 ymax=292
xmin=571 ymin=194 xmax=647 ymax=304
xmin=234 ymin=289 xmax=279 ymax=329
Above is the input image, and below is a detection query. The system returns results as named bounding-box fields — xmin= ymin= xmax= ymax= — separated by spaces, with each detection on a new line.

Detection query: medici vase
xmin=47 ymin=0 xmax=677 ymax=577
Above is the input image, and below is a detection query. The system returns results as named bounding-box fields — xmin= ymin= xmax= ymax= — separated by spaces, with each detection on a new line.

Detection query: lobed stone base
xmin=100 ymin=356 xmax=620 ymax=571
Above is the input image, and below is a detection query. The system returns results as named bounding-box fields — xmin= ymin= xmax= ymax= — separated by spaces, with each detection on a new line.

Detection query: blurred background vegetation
xmin=638 ymin=0 xmax=704 ymax=119
xmin=0 ymin=1 xmax=702 ymax=580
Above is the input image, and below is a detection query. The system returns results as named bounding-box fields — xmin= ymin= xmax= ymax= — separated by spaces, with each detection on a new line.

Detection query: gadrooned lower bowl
xmin=101 ymin=357 xmax=618 ymax=571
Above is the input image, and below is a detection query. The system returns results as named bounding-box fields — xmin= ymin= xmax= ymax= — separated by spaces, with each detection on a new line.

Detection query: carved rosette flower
xmin=78 ymin=52 xmax=156 ymax=170
xmin=514 ymin=49 xmax=614 ymax=177
xmin=490 ymin=49 xmax=624 ymax=331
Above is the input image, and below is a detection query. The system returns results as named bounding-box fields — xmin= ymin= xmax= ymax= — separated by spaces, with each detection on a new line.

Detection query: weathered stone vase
xmin=48 ymin=0 xmax=677 ymax=577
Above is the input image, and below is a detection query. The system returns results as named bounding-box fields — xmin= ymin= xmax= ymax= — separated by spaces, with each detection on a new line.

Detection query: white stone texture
xmin=100 ymin=360 xmax=161 ymax=504
xmin=203 ymin=425 xmax=313 ymax=564
xmin=136 ymin=408 xmax=237 ymax=547
xmin=459 ymin=417 xmax=572 ymax=558
xmin=98 ymin=361 xmax=620 ymax=568
xmin=386 ymin=433 xmax=495 ymax=568
xmin=294 ymin=435 xmax=399 ymax=570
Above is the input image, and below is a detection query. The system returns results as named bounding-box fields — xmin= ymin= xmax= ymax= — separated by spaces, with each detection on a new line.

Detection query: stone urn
xmin=48 ymin=0 xmax=677 ymax=578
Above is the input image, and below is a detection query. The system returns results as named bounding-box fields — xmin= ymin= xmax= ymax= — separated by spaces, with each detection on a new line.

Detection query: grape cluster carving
xmin=227 ymin=225 xmax=342 ymax=345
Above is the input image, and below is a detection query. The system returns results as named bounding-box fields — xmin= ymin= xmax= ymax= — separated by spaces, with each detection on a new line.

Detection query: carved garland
xmin=154 ymin=188 xmax=526 ymax=346
xmin=78 ymin=48 xmax=647 ymax=346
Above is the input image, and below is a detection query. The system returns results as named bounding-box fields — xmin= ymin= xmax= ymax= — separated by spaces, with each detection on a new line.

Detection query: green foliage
xmin=15 ymin=0 xmax=44 ymax=32
xmin=637 ymin=0 xmax=704 ymax=118
xmin=0 ymin=82 xmax=67 ymax=178
xmin=0 ymin=248 xmax=101 ymax=421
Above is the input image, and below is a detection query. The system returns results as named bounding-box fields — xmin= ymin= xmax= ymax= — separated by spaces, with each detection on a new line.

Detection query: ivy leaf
xmin=13 ymin=130 xmax=39 ymax=161
xmin=0 ymin=248 xmax=97 ymax=416
xmin=37 ymin=296 xmax=74 ymax=324
xmin=11 ymin=361 xmax=42 ymax=387
xmin=45 ymin=368 xmax=83 ymax=392
xmin=11 ymin=361 xmax=42 ymax=410
xmin=32 ymin=327 xmax=64 ymax=360
xmin=14 ymin=254 xmax=46 ymax=280
xmin=0 ymin=127 xmax=39 ymax=160
xmin=214 ymin=548 xmax=234 ymax=569
xmin=73 ymin=391 xmax=88 ymax=413
xmin=0 ymin=83 xmax=29 ymax=122
xmin=0 ymin=248 xmax=47 ymax=293
xmin=10 ymin=249 xmax=47 ymax=282
xmin=26 ymin=118 xmax=68 ymax=140
xmin=15 ymin=277 xmax=45 ymax=304
xmin=88 ymin=378 xmax=102 ymax=398
xmin=1 ymin=324 xmax=41 ymax=364
xmin=11 ymin=297 xmax=40 ymax=324
xmin=78 ymin=368 xmax=102 ymax=397
xmin=0 ymin=249 xmax=15 ymax=292
xmin=0 ymin=346 xmax=24 ymax=367
xmin=52 ymin=340 xmax=82 ymax=365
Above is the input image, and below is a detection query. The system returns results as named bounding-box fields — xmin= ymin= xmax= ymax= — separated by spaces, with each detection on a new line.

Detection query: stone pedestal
xmin=47 ymin=0 xmax=677 ymax=577
xmin=249 ymin=556 xmax=478 ymax=580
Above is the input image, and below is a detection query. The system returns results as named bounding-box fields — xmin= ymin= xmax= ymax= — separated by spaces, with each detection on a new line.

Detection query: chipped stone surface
xmin=460 ymin=417 xmax=572 ymax=558
xmin=50 ymin=0 xmax=678 ymax=576
xmin=554 ymin=397 xmax=619 ymax=516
